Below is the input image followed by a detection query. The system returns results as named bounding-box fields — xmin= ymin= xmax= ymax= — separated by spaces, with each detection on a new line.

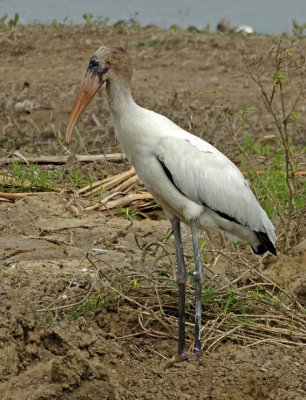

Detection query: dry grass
xmin=38 ymin=245 xmax=306 ymax=356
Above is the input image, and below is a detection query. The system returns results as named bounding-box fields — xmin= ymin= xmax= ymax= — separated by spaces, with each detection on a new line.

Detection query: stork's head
xmin=65 ymin=46 xmax=132 ymax=143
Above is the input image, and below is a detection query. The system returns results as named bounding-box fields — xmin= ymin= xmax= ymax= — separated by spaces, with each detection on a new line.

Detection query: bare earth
xmin=0 ymin=26 xmax=305 ymax=399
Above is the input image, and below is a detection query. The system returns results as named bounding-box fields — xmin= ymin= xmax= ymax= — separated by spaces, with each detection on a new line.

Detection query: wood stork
xmin=66 ymin=46 xmax=276 ymax=358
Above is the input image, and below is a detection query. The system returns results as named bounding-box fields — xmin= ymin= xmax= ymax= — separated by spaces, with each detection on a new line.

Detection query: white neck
xmin=105 ymin=78 xmax=143 ymax=162
xmin=106 ymin=78 xmax=137 ymax=119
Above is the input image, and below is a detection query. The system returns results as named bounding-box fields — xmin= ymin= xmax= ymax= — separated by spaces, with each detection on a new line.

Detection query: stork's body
xmin=66 ymin=46 xmax=276 ymax=357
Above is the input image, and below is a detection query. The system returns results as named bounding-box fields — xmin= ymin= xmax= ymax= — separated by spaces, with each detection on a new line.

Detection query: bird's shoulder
xmin=138 ymin=109 xmax=241 ymax=176
xmin=158 ymin=131 xmax=239 ymax=173
xmin=155 ymin=133 xmax=257 ymax=218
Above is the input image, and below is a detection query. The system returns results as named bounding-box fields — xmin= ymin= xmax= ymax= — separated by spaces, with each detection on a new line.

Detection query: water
xmin=0 ymin=0 xmax=306 ymax=35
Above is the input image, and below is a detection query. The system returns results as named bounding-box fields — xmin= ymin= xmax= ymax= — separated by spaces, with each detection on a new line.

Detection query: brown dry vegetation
xmin=0 ymin=25 xmax=305 ymax=400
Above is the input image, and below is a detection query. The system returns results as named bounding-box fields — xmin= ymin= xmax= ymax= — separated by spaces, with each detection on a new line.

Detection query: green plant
xmin=187 ymin=25 xmax=201 ymax=33
xmin=68 ymin=289 xmax=110 ymax=321
xmin=235 ymin=104 xmax=255 ymax=127
xmin=242 ymin=134 xmax=272 ymax=156
xmin=292 ymin=19 xmax=306 ymax=39
xmin=159 ymin=232 xmax=172 ymax=242
xmin=50 ymin=18 xmax=68 ymax=28
xmin=202 ymin=286 xmax=217 ymax=303
xmin=112 ymin=17 xmax=140 ymax=32
xmin=0 ymin=13 xmax=19 ymax=28
xmin=112 ymin=19 xmax=128 ymax=32
xmin=117 ymin=206 xmax=137 ymax=218
xmin=238 ymin=42 xmax=305 ymax=249
xmin=82 ymin=13 xmax=109 ymax=28
xmin=223 ymin=292 xmax=239 ymax=314
xmin=272 ymin=70 xmax=285 ymax=86
xmin=128 ymin=277 xmax=140 ymax=289
xmin=43 ymin=314 xmax=53 ymax=327
xmin=2 ymin=162 xmax=64 ymax=192
xmin=239 ymin=138 xmax=305 ymax=220
xmin=202 ymin=23 xmax=210 ymax=34
xmin=70 ymin=168 xmax=87 ymax=188
xmin=0 ymin=163 xmax=98 ymax=193
xmin=51 ymin=19 xmax=60 ymax=28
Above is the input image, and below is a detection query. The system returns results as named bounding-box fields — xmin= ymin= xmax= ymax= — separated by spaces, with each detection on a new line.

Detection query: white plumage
xmin=66 ymin=46 xmax=276 ymax=358
xmin=109 ymin=91 xmax=276 ymax=254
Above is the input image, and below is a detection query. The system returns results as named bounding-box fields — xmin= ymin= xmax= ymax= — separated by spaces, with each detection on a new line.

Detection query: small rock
xmin=216 ymin=19 xmax=230 ymax=32
xmin=190 ymin=379 xmax=198 ymax=388
xmin=14 ymin=99 xmax=37 ymax=113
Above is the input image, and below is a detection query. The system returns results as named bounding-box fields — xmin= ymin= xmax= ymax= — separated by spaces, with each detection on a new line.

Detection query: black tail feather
xmin=253 ymin=231 xmax=277 ymax=256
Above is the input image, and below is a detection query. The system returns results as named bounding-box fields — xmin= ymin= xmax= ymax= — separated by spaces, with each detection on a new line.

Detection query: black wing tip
xmin=253 ymin=231 xmax=277 ymax=256
xmin=157 ymin=156 xmax=186 ymax=197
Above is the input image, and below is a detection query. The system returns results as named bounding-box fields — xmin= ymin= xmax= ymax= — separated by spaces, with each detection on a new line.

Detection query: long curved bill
xmin=66 ymin=71 xmax=104 ymax=143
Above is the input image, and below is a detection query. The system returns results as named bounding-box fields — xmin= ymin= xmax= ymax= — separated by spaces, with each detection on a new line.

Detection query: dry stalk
xmin=0 ymin=191 xmax=29 ymax=200
xmin=73 ymin=166 xmax=156 ymax=216
xmin=85 ymin=191 xmax=153 ymax=211
xmin=37 ymin=239 xmax=305 ymax=353
xmin=240 ymin=43 xmax=304 ymax=249
xmin=82 ymin=166 xmax=135 ymax=198
xmin=218 ymin=101 xmax=286 ymax=227
xmin=0 ymin=153 xmax=127 ymax=165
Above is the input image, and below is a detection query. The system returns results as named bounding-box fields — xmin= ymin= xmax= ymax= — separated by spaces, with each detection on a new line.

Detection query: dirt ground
xmin=0 ymin=26 xmax=305 ymax=399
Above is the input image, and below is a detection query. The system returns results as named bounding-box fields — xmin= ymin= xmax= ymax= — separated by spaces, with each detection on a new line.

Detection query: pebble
xmin=190 ymin=379 xmax=198 ymax=388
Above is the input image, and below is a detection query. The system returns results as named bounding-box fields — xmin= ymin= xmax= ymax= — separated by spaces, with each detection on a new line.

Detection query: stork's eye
xmin=89 ymin=56 xmax=100 ymax=69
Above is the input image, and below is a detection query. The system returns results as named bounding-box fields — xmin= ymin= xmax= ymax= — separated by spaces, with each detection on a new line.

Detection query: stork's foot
xmin=163 ymin=353 xmax=189 ymax=370
xmin=163 ymin=351 xmax=203 ymax=370
xmin=194 ymin=349 xmax=202 ymax=359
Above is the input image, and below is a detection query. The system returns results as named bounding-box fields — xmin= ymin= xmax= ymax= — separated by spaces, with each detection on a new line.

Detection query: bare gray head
xmin=89 ymin=46 xmax=133 ymax=86
xmin=65 ymin=45 xmax=133 ymax=142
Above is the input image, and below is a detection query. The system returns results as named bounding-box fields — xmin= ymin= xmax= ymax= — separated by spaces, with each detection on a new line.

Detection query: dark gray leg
xmin=170 ymin=218 xmax=187 ymax=357
xmin=190 ymin=220 xmax=203 ymax=356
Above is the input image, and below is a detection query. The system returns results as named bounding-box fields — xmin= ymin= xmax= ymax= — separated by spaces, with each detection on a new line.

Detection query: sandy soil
xmin=0 ymin=26 xmax=305 ymax=399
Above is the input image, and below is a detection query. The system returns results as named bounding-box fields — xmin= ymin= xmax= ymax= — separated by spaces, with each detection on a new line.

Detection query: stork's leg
xmin=170 ymin=218 xmax=187 ymax=357
xmin=190 ymin=220 xmax=203 ymax=356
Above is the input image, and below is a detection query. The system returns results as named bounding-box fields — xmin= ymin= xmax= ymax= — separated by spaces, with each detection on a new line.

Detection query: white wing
xmin=156 ymin=135 xmax=275 ymax=240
